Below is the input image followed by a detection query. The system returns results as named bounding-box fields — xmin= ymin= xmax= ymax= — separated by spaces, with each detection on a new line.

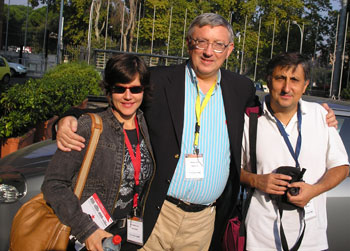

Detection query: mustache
xmin=280 ymin=90 xmax=291 ymax=96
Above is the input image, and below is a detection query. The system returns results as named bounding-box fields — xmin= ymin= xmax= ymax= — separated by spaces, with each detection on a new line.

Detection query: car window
xmin=0 ymin=58 xmax=5 ymax=67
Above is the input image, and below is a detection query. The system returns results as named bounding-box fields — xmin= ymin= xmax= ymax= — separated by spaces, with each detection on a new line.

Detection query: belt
xmin=165 ymin=196 xmax=214 ymax=213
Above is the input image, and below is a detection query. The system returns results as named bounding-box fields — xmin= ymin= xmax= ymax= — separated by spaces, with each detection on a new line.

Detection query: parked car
xmin=0 ymin=95 xmax=349 ymax=251
xmin=7 ymin=62 xmax=27 ymax=77
xmin=0 ymin=56 xmax=11 ymax=85
xmin=325 ymin=105 xmax=350 ymax=249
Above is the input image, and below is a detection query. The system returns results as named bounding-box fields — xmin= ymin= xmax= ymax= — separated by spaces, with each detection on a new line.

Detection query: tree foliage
xmin=1 ymin=0 xmax=339 ymax=79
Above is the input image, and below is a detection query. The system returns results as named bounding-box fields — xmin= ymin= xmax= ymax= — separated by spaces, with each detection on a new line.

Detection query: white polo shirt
xmin=241 ymin=98 xmax=349 ymax=251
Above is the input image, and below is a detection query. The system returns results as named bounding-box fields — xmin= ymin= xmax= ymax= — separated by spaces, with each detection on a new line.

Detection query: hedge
xmin=0 ymin=62 xmax=102 ymax=138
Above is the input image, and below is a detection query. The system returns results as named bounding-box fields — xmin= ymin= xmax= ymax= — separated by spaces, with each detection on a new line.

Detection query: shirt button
xmin=166 ymin=179 xmax=171 ymax=184
xmin=156 ymin=206 xmax=161 ymax=210
xmin=174 ymin=154 xmax=179 ymax=159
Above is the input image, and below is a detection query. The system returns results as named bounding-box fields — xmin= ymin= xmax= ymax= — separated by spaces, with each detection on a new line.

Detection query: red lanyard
xmin=123 ymin=116 xmax=141 ymax=210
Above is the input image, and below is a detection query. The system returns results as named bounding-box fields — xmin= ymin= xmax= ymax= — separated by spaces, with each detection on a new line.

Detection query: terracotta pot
xmin=0 ymin=128 xmax=36 ymax=158
xmin=34 ymin=115 xmax=59 ymax=143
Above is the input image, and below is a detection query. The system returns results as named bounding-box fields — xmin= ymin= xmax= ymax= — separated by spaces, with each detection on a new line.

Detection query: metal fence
xmin=0 ymin=48 xmax=189 ymax=78
xmin=92 ymin=49 xmax=188 ymax=71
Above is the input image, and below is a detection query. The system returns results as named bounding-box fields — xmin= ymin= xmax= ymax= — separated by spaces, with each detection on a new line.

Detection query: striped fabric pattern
xmin=167 ymin=64 xmax=230 ymax=205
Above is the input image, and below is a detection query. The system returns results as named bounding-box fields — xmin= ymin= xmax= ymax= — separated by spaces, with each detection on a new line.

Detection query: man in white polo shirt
xmin=240 ymin=52 xmax=349 ymax=251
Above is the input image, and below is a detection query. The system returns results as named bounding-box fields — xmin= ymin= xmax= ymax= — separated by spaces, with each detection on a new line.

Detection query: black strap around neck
xmin=267 ymin=102 xmax=302 ymax=168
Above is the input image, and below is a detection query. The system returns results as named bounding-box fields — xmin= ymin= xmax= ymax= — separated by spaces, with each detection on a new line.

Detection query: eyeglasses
xmin=111 ymin=85 xmax=144 ymax=94
xmin=190 ymin=38 xmax=230 ymax=53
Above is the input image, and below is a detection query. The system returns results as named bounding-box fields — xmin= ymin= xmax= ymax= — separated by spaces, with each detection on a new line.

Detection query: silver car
xmin=7 ymin=62 xmax=27 ymax=77
xmin=0 ymin=140 xmax=57 ymax=251
xmin=325 ymin=106 xmax=350 ymax=249
xmin=0 ymin=96 xmax=349 ymax=251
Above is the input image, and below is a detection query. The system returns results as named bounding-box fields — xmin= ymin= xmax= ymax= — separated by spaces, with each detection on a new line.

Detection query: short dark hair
xmin=266 ymin=53 xmax=310 ymax=84
xmin=187 ymin=13 xmax=234 ymax=42
xmin=103 ymin=54 xmax=150 ymax=99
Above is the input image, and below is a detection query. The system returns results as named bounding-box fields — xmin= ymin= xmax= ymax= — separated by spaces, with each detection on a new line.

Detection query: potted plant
xmin=0 ymin=62 xmax=103 ymax=157
xmin=33 ymin=62 xmax=102 ymax=142
xmin=0 ymin=80 xmax=41 ymax=157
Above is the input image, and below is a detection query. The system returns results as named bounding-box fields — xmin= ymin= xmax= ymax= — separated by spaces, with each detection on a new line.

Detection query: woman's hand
xmin=85 ymin=229 xmax=113 ymax=251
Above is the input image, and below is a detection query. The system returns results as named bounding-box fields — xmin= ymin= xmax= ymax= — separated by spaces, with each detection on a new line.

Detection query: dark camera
xmin=286 ymin=167 xmax=306 ymax=196
xmin=270 ymin=166 xmax=306 ymax=210
xmin=288 ymin=187 xmax=300 ymax=196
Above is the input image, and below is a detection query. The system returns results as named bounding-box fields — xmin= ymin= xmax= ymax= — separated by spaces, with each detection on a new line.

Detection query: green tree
xmin=1 ymin=5 xmax=28 ymax=48
xmin=1 ymin=0 xmax=340 ymax=80
xmin=27 ymin=5 xmax=59 ymax=53
xmin=1 ymin=4 xmax=59 ymax=53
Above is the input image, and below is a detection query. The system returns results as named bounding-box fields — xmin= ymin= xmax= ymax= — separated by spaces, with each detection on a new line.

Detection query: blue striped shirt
xmin=167 ymin=64 xmax=230 ymax=204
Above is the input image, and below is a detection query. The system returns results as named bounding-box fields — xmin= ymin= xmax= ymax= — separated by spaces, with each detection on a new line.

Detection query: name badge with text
xmin=185 ymin=154 xmax=204 ymax=179
xmin=81 ymin=193 xmax=113 ymax=229
xmin=127 ymin=217 xmax=143 ymax=245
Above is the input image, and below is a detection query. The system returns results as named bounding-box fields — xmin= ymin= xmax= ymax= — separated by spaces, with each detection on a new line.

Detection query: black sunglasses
xmin=111 ymin=85 xmax=144 ymax=94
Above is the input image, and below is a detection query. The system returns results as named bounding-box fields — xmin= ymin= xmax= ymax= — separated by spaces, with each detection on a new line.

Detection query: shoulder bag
xmin=9 ymin=113 xmax=103 ymax=251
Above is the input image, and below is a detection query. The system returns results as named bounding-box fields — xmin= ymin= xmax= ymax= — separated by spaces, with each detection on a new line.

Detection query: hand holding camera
xmin=287 ymin=168 xmax=306 ymax=196
xmin=270 ymin=166 xmax=306 ymax=210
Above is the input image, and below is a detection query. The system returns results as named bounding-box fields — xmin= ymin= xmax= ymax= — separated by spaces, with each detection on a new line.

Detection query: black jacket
xmin=142 ymin=64 xmax=256 ymax=250
xmin=44 ymin=108 xmax=155 ymax=243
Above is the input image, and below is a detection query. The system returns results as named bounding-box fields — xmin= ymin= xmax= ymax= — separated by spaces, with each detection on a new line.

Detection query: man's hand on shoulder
xmin=57 ymin=116 xmax=86 ymax=152
xmin=322 ymin=103 xmax=338 ymax=128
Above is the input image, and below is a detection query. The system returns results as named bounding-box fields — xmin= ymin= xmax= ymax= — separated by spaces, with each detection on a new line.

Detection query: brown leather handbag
xmin=9 ymin=113 xmax=103 ymax=251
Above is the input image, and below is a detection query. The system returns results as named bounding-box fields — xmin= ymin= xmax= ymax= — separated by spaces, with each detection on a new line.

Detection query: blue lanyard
xmin=269 ymin=104 xmax=302 ymax=168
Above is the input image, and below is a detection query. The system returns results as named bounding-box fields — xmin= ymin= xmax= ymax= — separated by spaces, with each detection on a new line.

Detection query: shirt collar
xmin=186 ymin=62 xmax=221 ymax=87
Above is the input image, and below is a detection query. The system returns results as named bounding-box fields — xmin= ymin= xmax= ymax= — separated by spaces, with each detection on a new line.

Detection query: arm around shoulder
xmin=52 ymin=107 xmax=105 ymax=140
xmin=55 ymin=107 xmax=106 ymax=151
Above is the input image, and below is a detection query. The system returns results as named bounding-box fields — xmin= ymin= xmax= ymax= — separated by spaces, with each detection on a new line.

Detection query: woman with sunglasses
xmin=42 ymin=54 xmax=155 ymax=251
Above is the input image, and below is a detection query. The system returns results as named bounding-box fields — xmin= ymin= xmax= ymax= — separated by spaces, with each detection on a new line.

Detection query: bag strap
xmin=248 ymin=111 xmax=258 ymax=174
xmin=239 ymin=108 xmax=259 ymax=236
xmin=74 ymin=113 xmax=103 ymax=199
xmin=278 ymin=202 xmax=306 ymax=251
xmin=243 ymin=110 xmax=258 ymax=207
